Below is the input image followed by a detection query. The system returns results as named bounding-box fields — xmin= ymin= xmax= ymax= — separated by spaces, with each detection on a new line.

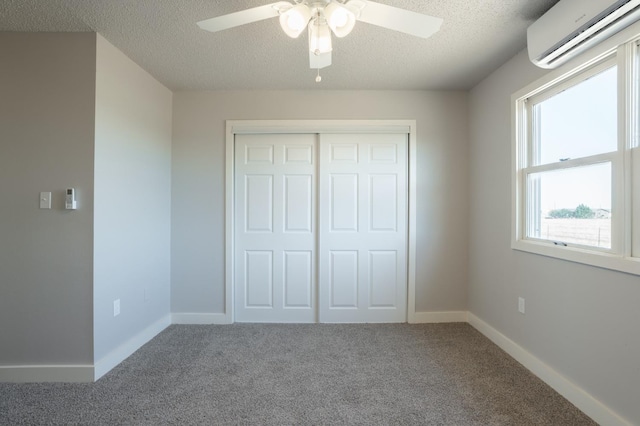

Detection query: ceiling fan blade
xmin=197 ymin=2 xmax=291 ymax=33
xmin=310 ymin=51 xmax=332 ymax=69
xmin=356 ymin=1 xmax=443 ymax=39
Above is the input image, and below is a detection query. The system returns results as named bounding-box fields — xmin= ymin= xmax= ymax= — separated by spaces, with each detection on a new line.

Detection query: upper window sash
xmin=525 ymin=58 xmax=618 ymax=168
xmin=518 ymin=58 xmax=616 ymax=172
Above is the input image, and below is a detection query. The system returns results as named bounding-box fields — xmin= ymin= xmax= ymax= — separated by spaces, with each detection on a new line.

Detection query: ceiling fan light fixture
xmin=279 ymin=4 xmax=312 ymax=38
xmin=308 ymin=19 xmax=333 ymax=55
xmin=197 ymin=0 xmax=443 ymax=75
xmin=324 ymin=2 xmax=356 ymax=38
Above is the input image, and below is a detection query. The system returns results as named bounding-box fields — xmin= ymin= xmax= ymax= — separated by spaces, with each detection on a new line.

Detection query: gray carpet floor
xmin=0 ymin=323 xmax=595 ymax=425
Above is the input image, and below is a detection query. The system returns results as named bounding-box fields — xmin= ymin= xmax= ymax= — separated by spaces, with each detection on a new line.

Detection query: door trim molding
xmin=225 ymin=120 xmax=418 ymax=323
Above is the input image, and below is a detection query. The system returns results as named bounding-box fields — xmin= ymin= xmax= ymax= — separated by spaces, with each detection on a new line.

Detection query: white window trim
xmin=627 ymin=39 xmax=640 ymax=258
xmin=512 ymin=21 xmax=640 ymax=276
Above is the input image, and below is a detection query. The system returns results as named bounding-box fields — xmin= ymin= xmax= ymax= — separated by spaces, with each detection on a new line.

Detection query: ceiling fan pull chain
xmin=316 ymin=68 xmax=322 ymax=83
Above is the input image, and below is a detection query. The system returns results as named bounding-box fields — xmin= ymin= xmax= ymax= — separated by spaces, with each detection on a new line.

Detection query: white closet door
xmin=318 ymin=133 xmax=408 ymax=323
xmin=234 ymin=134 xmax=316 ymax=322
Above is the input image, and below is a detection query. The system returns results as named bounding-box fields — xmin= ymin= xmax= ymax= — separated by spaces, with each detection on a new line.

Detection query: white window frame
xmin=525 ymin=58 xmax=619 ymax=253
xmin=512 ymin=22 xmax=640 ymax=276
xmin=634 ymin=39 xmax=640 ymax=258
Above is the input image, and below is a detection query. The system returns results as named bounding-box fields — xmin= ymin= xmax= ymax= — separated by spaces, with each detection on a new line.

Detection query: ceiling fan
xmin=197 ymin=0 xmax=443 ymax=81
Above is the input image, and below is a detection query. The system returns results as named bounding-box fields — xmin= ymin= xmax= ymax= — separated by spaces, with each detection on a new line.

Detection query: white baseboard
xmin=93 ymin=314 xmax=171 ymax=381
xmin=410 ymin=311 xmax=468 ymax=324
xmin=171 ymin=312 xmax=232 ymax=325
xmin=0 ymin=365 xmax=94 ymax=383
xmin=468 ymin=313 xmax=630 ymax=426
xmin=173 ymin=311 xmax=465 ymax=325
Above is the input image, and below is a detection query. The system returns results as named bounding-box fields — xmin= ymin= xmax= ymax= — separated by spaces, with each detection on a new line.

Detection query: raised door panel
xmin=284 ymin=144 xmax=313 ymax=165
xmin=369 ymin=144 xmax=397 ymax=164
xmin=245 ymin=145 xmax=274 ymax=164
xmin=284 ymin=175 xmax=312 ymax=233
xmin=329 ymin=251 xmax=359 ymax=308
xmin=245 ymin=251 xmax=273 ymax=307
xmin=330 ymin=144 xmax=358 ymax=163
xmin=369 ymin=174 xmax=397 ymax=232
xmin=369 ymin=250 xmax=397 ymax=308
xmin=284 ymin=251 xmax=312 ymax=308
xmin=245 ymin=175 xmax=273 ymax=232
xmin=330 ymin=174 xmax=358 ymax=232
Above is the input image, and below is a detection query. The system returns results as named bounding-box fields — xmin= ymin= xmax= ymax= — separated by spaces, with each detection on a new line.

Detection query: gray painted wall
xmin=0 ymin=32 xmax=172 ymax=375
xmin=1 ymin=29 xmax=636 ymax=422
xmin=469 ymin=49 xmax=640 ymax=423
xmin=0 ymin=33 xmax=97 ymax=365
xmin=93 ymin=35 xmax=172 ymax=362
xmin=171 ymin=91 xmax=469 ymax=315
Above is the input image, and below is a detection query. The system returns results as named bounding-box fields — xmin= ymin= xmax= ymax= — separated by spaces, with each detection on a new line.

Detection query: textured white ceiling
xmin=0 ymin=0 xmax=559 ymax=90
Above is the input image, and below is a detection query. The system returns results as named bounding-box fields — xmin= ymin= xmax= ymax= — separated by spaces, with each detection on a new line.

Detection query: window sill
xmin=512 ymin=239 xmax=640 ymax=277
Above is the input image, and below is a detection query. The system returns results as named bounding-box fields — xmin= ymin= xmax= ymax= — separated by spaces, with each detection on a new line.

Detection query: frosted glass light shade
xmin=324 ymin=2 xmax=356 ymax=37
xmin=279 ymin=4 xmax=312 ymax=38
xmin=308 ymin=20 xmax=333 ymax=55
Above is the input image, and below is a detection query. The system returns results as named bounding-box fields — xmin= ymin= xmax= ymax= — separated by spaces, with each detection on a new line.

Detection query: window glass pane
xmin=527 ymin=163 xmax=612 ymax=249
xmin=533 ymin=66 xmax=617 ymax=166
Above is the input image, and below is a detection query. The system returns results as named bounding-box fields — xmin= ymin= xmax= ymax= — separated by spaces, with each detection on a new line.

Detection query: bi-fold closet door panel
xmin=234 ymin=132 xmax=407 ymax=323
xmin=234 ymin=133 xmax=317 ymax=323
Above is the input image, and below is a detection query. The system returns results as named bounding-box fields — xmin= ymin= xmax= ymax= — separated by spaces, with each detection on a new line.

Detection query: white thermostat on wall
xmin=65 ymin=188 xmax=77 ymax=210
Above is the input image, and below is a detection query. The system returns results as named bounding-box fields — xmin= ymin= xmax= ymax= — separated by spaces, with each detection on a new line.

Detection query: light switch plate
xmin=39 ymin=192 xmax=52 ymax=209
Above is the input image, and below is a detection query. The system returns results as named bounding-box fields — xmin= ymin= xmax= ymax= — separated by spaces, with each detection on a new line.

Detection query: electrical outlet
xmin=518 ymin=297 xmax=525 ymax=314
xmin=113 ymin=299 xmax=120 ymax=317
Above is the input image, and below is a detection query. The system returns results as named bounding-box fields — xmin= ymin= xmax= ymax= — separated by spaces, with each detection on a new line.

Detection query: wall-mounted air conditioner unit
xmin=528 ymin=0 xmax=640 ymax=69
